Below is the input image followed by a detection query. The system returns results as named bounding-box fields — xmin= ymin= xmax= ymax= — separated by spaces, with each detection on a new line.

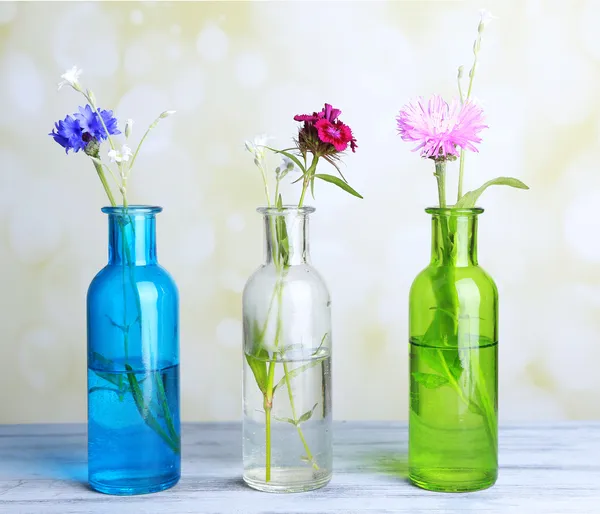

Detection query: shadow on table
xmin=366 ymin=452 xmax=410 ymax=483
xmin=12 ymin=443 xmax=88 ymax=486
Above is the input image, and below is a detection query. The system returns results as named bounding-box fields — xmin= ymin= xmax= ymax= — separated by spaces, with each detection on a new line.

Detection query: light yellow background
xmin=1 ymin=0 xmax=599 ymax=423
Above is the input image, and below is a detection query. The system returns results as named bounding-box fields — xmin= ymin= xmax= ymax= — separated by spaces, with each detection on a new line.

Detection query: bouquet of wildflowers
xmin=50 ymin=66 xmax=174 ymax=208
xmin=49 ymin=67 xmax=179 ymax=454
xmin=244 ymin=103 xmax=360 ymax=483
xmin=246 ymin=103 xmax=361 ymax=212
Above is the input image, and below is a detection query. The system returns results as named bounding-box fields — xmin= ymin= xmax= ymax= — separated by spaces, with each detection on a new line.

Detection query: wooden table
xmin=0 ymin=422 xmax=598 ymax=513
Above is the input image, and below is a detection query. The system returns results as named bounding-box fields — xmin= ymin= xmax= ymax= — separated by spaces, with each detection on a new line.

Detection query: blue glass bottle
xmin=87 ymin=206 xmax=180 ymax=495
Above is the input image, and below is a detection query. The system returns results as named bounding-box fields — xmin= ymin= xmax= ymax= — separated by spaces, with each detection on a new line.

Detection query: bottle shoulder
xmin=410 ymin=264 xmax=497 ymax=297
xmin=243 ymin=263 xmax=330 ymax=299
xmin=88 ymin=263 xmax=179 ymax=298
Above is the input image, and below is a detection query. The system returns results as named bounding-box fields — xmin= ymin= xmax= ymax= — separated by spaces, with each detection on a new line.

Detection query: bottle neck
xmin=262 ymin=208 xmax=313 ymax=266
xmin=430 ymin=211 xmax=479 ymax=267
xmin=107 ymin=212 xmax=158 ymax=266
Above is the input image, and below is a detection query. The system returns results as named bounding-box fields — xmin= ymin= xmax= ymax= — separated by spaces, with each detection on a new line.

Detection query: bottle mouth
xmin=425 ymin=207 xmax=484 ymax=216
xmin=257 ymin=205 xmax=316 ymax=216
xmin=102 ymin=205 xmax=163 ymax=215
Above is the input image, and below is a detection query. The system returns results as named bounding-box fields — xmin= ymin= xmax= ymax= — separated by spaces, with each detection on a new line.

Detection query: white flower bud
xmin=87 ymin=89 xmax=96 ymax=106
xmin=125 ymin=118 xmax=134 ymax=138
xmin=160 ymin=110 xmax=176 ymax=118
xmin=478 ymin=10 xmax=496 ymax=32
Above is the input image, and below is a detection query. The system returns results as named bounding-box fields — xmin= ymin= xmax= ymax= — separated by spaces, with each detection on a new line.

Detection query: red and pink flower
xmin=315 ymin=119 xmax=355 ymax=152
xmin=294 ymin=103 xmax=357 ymax=154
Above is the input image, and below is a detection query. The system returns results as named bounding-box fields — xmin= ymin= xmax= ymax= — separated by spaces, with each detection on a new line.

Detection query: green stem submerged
xmin=252 ymin=148 xmax=322 ymax=483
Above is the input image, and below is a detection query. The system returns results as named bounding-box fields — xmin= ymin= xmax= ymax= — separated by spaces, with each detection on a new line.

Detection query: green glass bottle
xmin=409 ymin=207 xmax=498 ymax=492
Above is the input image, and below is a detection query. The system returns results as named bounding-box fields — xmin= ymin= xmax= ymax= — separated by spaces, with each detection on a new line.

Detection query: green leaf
xmin=265 ymin=147 xmax=306 ymax=173
xmin=88 ymin=386 xmax=122 ymax=395
xmin=447 ymin=353 xmax=463 ymax=381
xmin=274 ymin=416 xmax=297 ymax=426
xmin=314 ymin=174 xmax=363 ymax=199
xmin=275 ymin=195 xmax=290 ymax=266
xmin=468 ymin=399 xmax=484 ymax=416
xmin=298 ymin=402 xmax=319 ymax=424
xmin=125 ymin=364 xmax=180 ymax=454
xmin=246 ymin=319 xmax=268 ymax=394
xmin=428 ymin=306 xmax=458 ymax=322
xmin=455 ymin=177 xmax=529 ymax=208
xmin=417 ymin=340 xmax=463 ymax=382
xmin=91 ymin=352 xmax=124 ymax=389
xmin=412 ymin=372 xmax=449 ymax=389
xmin=313 ymin=332 xmax=328 ymax=355
xmin=245 ymin=353 xmax=268 ymax=394
xmin=273 ymin=358 xmax=323 ymax=392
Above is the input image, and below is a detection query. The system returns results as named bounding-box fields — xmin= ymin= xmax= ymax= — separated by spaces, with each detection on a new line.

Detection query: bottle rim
xmin=425 ymin=207 xmax=484 ymax=216
xmin=257 ymin=205 xmax=316 ymax=216
xmin=101 ymin=205 xmax=163 ymax=215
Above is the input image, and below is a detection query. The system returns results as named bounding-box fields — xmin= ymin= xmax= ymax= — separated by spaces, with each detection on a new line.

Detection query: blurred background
xmin=1 ymin=0 xmax=599 ymax=423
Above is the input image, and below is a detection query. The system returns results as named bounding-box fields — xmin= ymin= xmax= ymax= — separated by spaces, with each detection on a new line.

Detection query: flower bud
xmin=87 ymin=89 xmax=96 ymax=106
xmin=125 ymin=118 xmax=134 ymax=138
xmin=160 ymin=110 xmax=176 ymax=119
xmin=84 ymin=138 xmax=100 ymax=157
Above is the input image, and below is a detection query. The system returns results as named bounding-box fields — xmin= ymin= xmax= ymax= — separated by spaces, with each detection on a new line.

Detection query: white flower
xmin=57 ymin=66 xmax=82 ymax=91
xmin=478 ymin=9 xmax=497 ymax=30
xmin=277 ymin=156 xmax=295 ymax=174
xmin=125 ymin=119 xmax=134 ymax=138
xmin=159 ymin=110 xmax=176 ymax=118
xmin=245 ymin=134 xmax=271 ymax=160
xmin=108 ymin=144 xmax=133 ymax=163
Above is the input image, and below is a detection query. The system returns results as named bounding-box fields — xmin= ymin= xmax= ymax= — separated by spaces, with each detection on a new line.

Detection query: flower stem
xmin=434 ymin=160 xmax=447 ymax=208
xmin=129 ymin=114 xmax=163 ymax=174
xmin=274 ymin=174 xmax=281 ymax=205
xmin=457 ymin=66 xmax=465 ymax=105
xmin=457 ymin=27 xmax=483 ymax=203
xmin=457 ymin=152 xmax=466 ymax=201
xmin=92 ymin=160 xmax=117 ymax=207
xmin=264 ymin=361 xmax=276 ymax=482
xmin=259 ymin=161 xmax=271 ymax=208
xmin=121 ymin=177 xmax=128 ymax=208
xmin=298 ymin=156 xmax=319 ymax=208
xmin=85 ymin=91 xmax=117 ymax=153
xmin=119 ymin=213 xmax=180 ymax=453
xmin=283 ymin=361 xmax=319 ymax=470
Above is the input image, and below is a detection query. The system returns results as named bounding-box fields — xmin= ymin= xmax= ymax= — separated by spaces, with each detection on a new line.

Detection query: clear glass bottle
xmin=87 ymin=206 xmax=180 ymax=495
xmin=242 ymin=206 xmax=332 ymax=493
xmin=409 ymin=208 xmax=498 ymax=492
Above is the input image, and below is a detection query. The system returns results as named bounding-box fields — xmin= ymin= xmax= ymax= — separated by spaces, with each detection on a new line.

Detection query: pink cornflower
xmin=396 ymin=95 xmax=487 ymax=160
xmin=294 ymin=103 xmax=358 ymax=154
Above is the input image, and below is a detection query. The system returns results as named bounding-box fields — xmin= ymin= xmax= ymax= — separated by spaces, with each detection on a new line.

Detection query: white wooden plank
xmin=0 ymin=422 xmax=597 ymax=514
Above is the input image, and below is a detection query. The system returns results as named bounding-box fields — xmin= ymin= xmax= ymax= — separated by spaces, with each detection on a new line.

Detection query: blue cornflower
xmin=50 ymin=105 xmax=121 ymax=154
xmin=75 ymin=104 xmax=120 ymax=141
xmin=49 ymin=114 xmax=86 ymax=153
